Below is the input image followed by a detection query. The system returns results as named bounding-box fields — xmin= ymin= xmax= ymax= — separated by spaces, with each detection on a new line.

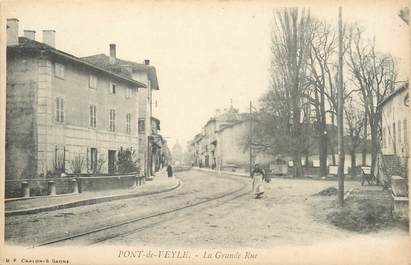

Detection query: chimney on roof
xmin=24 ymin=30 xmax=36 ymax=40
xmin=42 ymin=30 xmax=56 ymax=47
xmin=109 ymin=44 xmax=116 ymax=64
xmin=144 ymin=59 xmax=150 ymax=65
xmin=7 ymin=18 xmax=19 ymax=46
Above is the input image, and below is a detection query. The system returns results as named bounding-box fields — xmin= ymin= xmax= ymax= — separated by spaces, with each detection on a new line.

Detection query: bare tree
xmin=344 ymin=97 xmax=366 ymax=177
xmin=267 ymin=8 xmax=313 ymax=177
xmin=346 ymin=25 xmax=398 ymax=176
xmin=306 ymin=19 xmax=337 ymax=177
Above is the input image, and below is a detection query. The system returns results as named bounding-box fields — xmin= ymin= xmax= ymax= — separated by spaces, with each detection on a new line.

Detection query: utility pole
xmin=249 ymin=101 xmax=253 ymax=176
xmin=337 ymin=6 xmax=345 ymax=207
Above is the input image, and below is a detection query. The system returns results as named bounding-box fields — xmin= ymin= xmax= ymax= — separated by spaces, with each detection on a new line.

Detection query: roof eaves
xmin=47 ymin=49 xmax=147 ymax=88
xmin=377 ymin=82 xmax=408 ymax=109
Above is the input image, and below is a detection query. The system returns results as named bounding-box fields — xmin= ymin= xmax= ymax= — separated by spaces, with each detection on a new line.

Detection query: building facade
xmin=82 ymin=45 xmax=162 ymax=177
xmin=379 ymin=81 xmax=409 ymax=182
xmin=188 ymin=106 xmax=253 ymax=171
xmin=6 ymin=19 xmax=146 ymax=180
xmin=381 ymin=82 xmax=409 ymax=160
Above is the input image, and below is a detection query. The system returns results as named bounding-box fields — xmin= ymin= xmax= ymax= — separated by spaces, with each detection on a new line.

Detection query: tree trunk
xmin=319 ymin=80 xmax=328 ymax=177
xmin=319 ymin=132 xmax=328 ymax=177
xmin=351 ymin=150 xmax=356 ymax=178
xmin=370 ymin=127 xmax=379 ymax=184
xmin=362 ymin=112 xmax=368 ymax=166
xmin=293 ymin=157 xmax=303 ymax=178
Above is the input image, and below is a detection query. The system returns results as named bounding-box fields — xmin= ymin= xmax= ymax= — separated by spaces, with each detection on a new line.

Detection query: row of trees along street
xmin=252 ymin=8 xmax=398 ymax=178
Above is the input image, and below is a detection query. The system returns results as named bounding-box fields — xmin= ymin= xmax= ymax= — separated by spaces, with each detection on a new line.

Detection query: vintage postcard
xmin=0 ymin=0 xmax=410 ymax=264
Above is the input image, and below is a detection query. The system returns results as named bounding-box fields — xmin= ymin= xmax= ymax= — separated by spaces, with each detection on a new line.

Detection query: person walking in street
xmin=251 ymin=163 xmax=266 ymax=199
xmin=167 ymin=164 xmax=173 ymax=178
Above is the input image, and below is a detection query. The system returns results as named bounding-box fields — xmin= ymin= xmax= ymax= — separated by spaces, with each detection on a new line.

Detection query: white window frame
xmin=55 ymin=63 xmax=65 ymax=79
xmin=126 ymin=113 xmax=131 ymax=134
xmin=55 ymin=97 xmax=65 ymax=123
xmin=109 ymin=109 xmax=116 ymax=132
xmin=126 ymin=87 xmax=132 ymax=98
xmin=89 ymin=74 xmax=98 ymax=89
xmin=90 ymin=105 xmax=97 ymax=128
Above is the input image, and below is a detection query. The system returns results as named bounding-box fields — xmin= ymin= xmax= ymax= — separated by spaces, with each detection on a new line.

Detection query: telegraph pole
xmin=249 ymin=101 xmax=253 ymax=176
xmin=337 ymin=6 xmax=345 ymax=207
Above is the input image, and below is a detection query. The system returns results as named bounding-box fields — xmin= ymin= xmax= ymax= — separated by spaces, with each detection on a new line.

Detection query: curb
xmin=5 ymin=179 xmax=181 ymax=217
xmin=194 ymin=167 xmax=249 ymax=178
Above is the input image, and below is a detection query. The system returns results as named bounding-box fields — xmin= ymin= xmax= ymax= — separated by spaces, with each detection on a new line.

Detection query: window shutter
xmin=87 ymin=147 xmax=90 ymax=171
xmin=61 ymin=98 xmax=64 ymax=122
xmin=56 ymin=98 xmax=59 ymax=122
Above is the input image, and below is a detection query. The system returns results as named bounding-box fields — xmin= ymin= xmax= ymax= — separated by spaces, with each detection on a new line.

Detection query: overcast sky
xmin=4 ymin=0 xmax=409 ymax=151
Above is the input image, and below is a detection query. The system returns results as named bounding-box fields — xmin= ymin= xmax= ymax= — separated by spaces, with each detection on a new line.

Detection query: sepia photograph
xmin=1 ymin=0 xmax=410 ymax=264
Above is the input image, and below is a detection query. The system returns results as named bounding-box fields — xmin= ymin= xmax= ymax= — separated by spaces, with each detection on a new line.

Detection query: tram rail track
xmin=32 ymin=171 xmax=250 ymax=247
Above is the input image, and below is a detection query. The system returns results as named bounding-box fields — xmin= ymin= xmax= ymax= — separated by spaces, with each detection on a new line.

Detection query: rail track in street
xmin=32 ymin=171 xmax=250 ymax=247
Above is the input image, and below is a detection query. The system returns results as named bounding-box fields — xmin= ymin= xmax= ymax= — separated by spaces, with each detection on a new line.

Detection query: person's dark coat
xmin=167 ymin=165 xmax=173 ymax=177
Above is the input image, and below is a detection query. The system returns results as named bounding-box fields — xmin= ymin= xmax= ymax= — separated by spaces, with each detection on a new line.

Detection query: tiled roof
xmin=81 ymin=54 xmax=159 ymax=90
xmin=8 ymin=37 xmax=146 ymax=88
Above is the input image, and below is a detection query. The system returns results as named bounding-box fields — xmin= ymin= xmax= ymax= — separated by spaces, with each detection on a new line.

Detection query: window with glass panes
xmin=110 ymin=83 xmax=116 ymax=94
xmin=55 ymin=97 xmax=64 ymax=123
xmin=89 ymin=74 xmax=98 ymax=89
xmin=109 ymin=109 xmax=116 ymax=131
xmin=138 ymin=119 xmax=145 ymax=134
xmin=90 ymin=105 xmax=97 ymax=128
xmin=126 ymin=113 xmax=131 ymax=134
xmin=126 ymin=87 xmax=132 ymax=98
xmin=55 ymin=63 xmax=65 ymax=79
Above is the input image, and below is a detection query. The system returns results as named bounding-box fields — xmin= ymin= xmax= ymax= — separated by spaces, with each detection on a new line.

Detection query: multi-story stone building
xmin=6 ymin=18 xmax=146 ymax=180
xmin=82 ymin=44 xmax=161 ymax=177
xmin=380 ymin=81 xmax=409 ymax=161
xmin=378 ymin=81 xmax=409 ymax=181
xmin=188 ymin=105 xmax=254 ymax=171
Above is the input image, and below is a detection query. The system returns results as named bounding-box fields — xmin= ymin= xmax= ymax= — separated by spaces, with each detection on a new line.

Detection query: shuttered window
xmin=55 ymin=97 xmax=64 ymax=123
xmin=55 ymin=63 xmax=65 ymax=79
xmin=138 ymin=119 xmax=145 ymax=134
xmin=109 ymin=109 xmax=116 ymax=132
xmin=89 ymin=74 xmax=98 ymax=89
xmin=404 ymin=119 xmax=407 ymax=144
xmin=126 ymin=113 xmax=131 ymax=134
xmin=90 ymin=105 xmax=97 ymax=128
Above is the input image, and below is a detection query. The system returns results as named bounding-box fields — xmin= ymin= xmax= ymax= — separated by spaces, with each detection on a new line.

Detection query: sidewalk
xmin=194 ymin=167 xmax=249 ymax=177
xmin=5 ymin=170 xmax=180 ymax=216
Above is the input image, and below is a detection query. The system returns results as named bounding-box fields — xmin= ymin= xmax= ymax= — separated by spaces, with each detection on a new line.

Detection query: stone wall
xmin=5 ymin=174 xmax=138 ymax=198
xmin=6 ymin=54 xmax=38 ymax=180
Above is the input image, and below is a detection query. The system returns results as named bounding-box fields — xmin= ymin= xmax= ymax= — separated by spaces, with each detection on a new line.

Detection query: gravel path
xmin=6 ymin=170 xmax=407 ymax=248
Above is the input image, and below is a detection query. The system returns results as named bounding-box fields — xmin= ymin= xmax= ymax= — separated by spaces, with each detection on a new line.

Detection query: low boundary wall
xmin=5 ymin=174 xmax=144 ymax=199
